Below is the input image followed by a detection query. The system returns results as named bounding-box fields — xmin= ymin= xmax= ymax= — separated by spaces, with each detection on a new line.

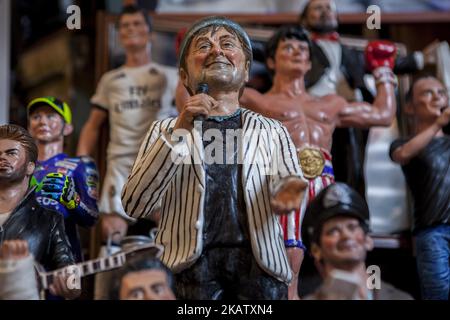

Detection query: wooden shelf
xmin=149 ymin=12 xmax=450 ymax=25
xmin=370 ymin=233 xmax=412 ymax=250
xmin=340 ymin=12 xmax=450 ymax=24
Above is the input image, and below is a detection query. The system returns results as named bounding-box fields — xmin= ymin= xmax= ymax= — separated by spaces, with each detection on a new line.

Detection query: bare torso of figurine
xmin=243 ymin=88 xmax=346 ymax=152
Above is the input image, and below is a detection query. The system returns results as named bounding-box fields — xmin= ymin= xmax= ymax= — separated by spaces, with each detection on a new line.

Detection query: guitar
xmin=36 ymin=242 xmax=163 ymax=291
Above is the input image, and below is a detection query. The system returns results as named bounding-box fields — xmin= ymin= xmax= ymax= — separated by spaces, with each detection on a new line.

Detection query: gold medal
xmin=298 ymin=148 xmax=325 ymax=179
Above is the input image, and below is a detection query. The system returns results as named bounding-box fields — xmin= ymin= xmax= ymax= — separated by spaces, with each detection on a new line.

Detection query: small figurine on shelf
xmin=301 ymin=183 xmax=413 ymax=300
xmin=390 ymin=76 xmax=450 ymax=300
xmin=27 ymin=96 xmax=99 ymax=263
xmin=0 ymin=124 xmax=78 ymax=299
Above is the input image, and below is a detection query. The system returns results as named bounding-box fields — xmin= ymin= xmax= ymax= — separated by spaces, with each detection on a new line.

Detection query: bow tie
xmin=311 ymin=32 xmax=340 ymax=42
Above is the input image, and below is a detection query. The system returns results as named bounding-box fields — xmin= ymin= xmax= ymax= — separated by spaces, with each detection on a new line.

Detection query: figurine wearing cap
xmin=122 ymin=16 xmax=307 ymax=299
xmin=27 ymin=96 xmax=99 ymax=264
xmin=302 ymin=183 xmax=412 ymax=300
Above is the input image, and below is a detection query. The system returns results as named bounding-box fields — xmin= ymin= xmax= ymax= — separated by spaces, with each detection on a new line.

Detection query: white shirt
xmin=309 ymin=40 xmax=360 ymax=101
xmin=91 ymin=62 xmax=178 ymax=159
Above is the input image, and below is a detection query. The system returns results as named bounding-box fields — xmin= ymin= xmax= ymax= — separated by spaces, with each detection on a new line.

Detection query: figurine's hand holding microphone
xmin=174 ymin=82 xmax=218 ymax=131
xmin=194 ymin=83 xmax=209 ymax=122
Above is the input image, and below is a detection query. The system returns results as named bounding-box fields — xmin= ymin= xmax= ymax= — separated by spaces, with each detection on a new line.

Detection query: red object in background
xmin=310 ymin=31 xmax=340 ymax=42
xmin=365 ymin=40 xmax=397 ymax=71
xmin=175 ymin=27 xmax=188 ymax=57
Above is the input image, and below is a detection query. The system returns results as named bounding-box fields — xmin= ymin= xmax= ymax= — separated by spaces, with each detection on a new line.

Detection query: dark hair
xmin=117 ymin=5 xmax=152 ymax=31
xmin=313 ymin=216 xmax=370 ymax=248
xmin=265 ymin=25 xmax=312 ymax=62
xmin=108 ymin=253 xmax=174 ymax=300
xmin=298 ymin=1 xmax=312 ymax=25
xmin=0 ymin=124 xmax=38 ymax=164
xmin=405 ymin=74 xmax=438 ymax=104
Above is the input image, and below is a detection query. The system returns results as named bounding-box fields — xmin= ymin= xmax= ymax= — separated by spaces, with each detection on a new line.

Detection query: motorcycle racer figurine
xmin=27 ymin=96 xmax=99 ymax=262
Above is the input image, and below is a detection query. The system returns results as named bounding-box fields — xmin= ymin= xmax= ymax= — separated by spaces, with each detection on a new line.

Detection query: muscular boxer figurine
xmin=240 ymin=25 xmax=397 ymax=299
xmin=299 ymin=0 xmax=436 ymax=196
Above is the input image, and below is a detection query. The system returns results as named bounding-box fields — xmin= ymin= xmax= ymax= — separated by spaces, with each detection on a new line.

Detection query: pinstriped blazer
xmin=121 ymin=108 xmax=305 ymax=283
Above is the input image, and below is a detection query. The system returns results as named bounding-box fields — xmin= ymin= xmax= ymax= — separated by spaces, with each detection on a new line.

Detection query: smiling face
xmin=410 ymin=77 xmax=449 ymax=122
xmin=118 ymin=12 xmax=151 ymax=52
xmin=119 ymin=269 xmax=176 ymax=300
xmin=268 ymin=38 xmax=311 ymax=76
xmin=28 ymin=105 xmax=72 ymax=144
xmin=312 ymin=216 xmax=373 ymax=269
xmin=0 ymin=139 xmax=34 ymax=184
xmin=180 ymin=26 xmax=250 ymax=94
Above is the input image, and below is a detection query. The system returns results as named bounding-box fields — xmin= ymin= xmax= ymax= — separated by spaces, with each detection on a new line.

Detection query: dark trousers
xmin=415 ymin=224 xmax=450 ymax=300
xmin=175 ymin=247 xmax=287 ymax=300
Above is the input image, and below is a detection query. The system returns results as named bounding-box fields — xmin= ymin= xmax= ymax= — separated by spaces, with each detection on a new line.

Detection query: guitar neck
xmin=39 ymin=252 xmax=126 ymax=290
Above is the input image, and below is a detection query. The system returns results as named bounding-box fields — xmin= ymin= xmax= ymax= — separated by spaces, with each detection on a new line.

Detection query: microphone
xmin=196 ymin=83 xmax=209 ymax=95
xmin=194 ymin=83 xmax=209 ymax=122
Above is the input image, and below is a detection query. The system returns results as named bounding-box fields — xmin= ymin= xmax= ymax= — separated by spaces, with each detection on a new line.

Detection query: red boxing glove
xmin=175 ymin=27 xmax=188 ymax=57
xmin=365 ymin=40 xmax=397 ymax=72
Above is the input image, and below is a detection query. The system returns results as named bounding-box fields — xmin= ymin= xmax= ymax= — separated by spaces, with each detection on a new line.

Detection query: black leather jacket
xmin=0 ymin=188 xmax=75 ymax=271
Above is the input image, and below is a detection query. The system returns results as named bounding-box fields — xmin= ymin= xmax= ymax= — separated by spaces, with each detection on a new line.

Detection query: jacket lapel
xmin=241 ymin=110 xmax=261 ymax=188
xmin=190 ymin=122 xmax=205 ymax=189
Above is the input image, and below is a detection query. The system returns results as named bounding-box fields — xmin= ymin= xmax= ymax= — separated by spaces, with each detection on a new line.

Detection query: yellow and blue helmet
xmin=27 ymin=96 xmax=72 ymax=125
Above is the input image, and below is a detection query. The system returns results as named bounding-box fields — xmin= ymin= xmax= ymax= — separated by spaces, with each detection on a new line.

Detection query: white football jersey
xmin=91 ymin=62 xmax=178 ymax=158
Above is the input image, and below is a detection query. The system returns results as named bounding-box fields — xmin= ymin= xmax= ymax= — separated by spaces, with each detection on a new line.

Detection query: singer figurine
xmin=122 ymin=16 xmax=308 ymax=299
